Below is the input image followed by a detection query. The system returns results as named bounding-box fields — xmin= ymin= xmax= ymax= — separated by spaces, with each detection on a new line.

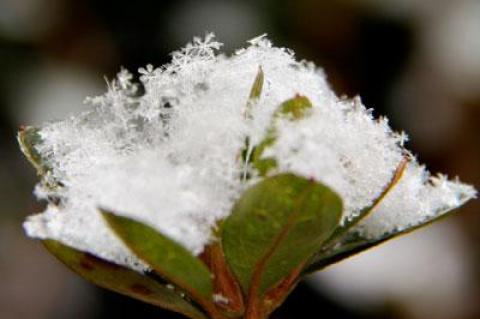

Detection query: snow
xmin=22 ymin=33 xmax=476 ymax=271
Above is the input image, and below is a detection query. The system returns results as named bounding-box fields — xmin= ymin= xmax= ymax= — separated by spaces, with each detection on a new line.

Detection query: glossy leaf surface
xmin=222 ymin=174 xmax=342 ymax=296
xmin=102 ymin=212 xmax=214 ymax=302
xmin=44 ymin=240 xmax=208 ymax=319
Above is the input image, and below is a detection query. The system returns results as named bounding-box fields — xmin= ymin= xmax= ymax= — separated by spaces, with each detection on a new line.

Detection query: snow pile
xmin=22 ymin=34 xmax=476 ymax=271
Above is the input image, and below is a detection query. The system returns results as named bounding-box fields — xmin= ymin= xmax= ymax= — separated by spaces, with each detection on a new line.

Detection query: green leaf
xmin=321 ymin=158 xmax=408 ymax=245
xmin=248 ymin=66 xmax=264 ymax=102
xmin=18 ymin=126 xmax=50 ymax=176
xmin=222 ymin=173 xmax=342 ymax=297
xmin=244 ymin=66 xmax=264 ymax=120
xmin=251 ymin=132 xmax=277 ymax=176
xmin=240 ymin=67 xmax=265 ymax=180
xmin=101 ymin=211 xmax=214 ymax=304
xmin=303 ymin=158 xmax=409 ymax=273
xmin=274 ymin=95 xmax=312 ymax=119
xmin=43 ymin=240 xmax=208 ymax=319
xmin=252 ymin=96 xmax=313 ymax=176
xmin=304 ymin=206 xmax=461 ymax=274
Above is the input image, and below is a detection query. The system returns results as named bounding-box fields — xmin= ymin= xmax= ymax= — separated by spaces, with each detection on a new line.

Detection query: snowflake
xmin=21 ymin=34 xmax=476 ymax=271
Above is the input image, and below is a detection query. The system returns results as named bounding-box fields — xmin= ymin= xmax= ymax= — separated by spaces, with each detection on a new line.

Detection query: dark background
xmin=0 ymin=0 xmax=479 ymax=318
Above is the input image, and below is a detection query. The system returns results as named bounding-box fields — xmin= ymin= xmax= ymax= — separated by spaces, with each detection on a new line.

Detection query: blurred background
xmin=0 ymin=0 xmax=479 ymax=318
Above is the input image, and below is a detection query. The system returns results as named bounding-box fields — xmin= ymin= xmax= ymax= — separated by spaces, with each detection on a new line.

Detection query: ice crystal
xmin=23 ymin=33 xmax=476 ymax=271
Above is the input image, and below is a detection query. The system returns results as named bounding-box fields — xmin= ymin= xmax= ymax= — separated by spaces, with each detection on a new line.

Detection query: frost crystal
xmin=23 ymin=33 xmax=476 ymax=271
xmin=213 ymin=293 xmax=230 ymax=305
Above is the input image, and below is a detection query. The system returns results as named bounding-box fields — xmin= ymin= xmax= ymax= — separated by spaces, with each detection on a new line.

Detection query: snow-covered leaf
xmin=252 ymin=95 xmax=313 ymax=176
xmin=304 ymin=205 xmax=464 ymax=274
xmin=19 ymin=34 xmax=476 ymax=318
xmin=18 ymin=126 xmax=49 ymax=176
xmin=245 ymin=66 xmax=264 ymax=119
xmin=22 ymin=34 xmax=475 ymax=272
